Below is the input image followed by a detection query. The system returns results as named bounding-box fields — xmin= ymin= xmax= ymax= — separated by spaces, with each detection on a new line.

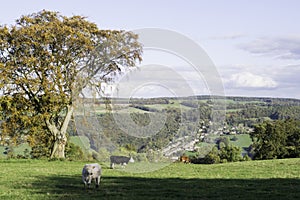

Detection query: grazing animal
xmin=180 ymin=155 xmax=190 ymax=164
xmin=82 ymin=163 xmax=102 ymax=189
xmin=110 ymin=156 xmax=134 ymax=169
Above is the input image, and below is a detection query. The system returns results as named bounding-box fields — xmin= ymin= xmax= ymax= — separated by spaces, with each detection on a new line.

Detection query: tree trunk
xmin=51 ymin=135 xmax=67 ymax=158
xmin=47 ymin=105 xmax=74 ymax=159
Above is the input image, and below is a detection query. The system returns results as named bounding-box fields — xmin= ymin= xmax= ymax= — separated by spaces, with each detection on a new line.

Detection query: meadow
xmin=0 ymin=158 xmax=299 ymax=199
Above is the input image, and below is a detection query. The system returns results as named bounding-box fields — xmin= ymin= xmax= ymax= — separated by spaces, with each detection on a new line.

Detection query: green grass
xmin=229 ymin=134 xmax=252 ymax=148
xmin=203 ymin=134 xmax=252 ymax=149
xmin=90 ymin=99 xmax=196 ymax=114
xmin=0 ymin=143 xmax=31 ymax=159
xmin=0 ymin=158 xmax=299 ymax=199
xmin=0 ymin=146 xmax=6 ymax=159
xmin=146 ymin=101 xmax=192 ymax=111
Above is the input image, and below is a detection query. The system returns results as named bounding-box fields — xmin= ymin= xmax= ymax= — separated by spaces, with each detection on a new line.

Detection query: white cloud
xmin=226 ymin=72 xmax=278 ymax=89
xmin=239 ymin=36 xmax=300 ymax=60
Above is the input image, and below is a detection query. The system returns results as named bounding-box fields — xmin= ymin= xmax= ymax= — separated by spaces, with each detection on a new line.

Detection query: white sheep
xmin=82 ymin=163 xmax=102 ymax=189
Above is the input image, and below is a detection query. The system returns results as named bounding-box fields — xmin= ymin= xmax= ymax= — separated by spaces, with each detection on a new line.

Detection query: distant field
xmin=82 ymin=99 xmax=208 ymax=114
xmin=0 ymin=143 xmax=31 ymax=159
xmin=146 ymin=101 xmax=192 ymax=111
xmin=198 ymin=134 xmax=252 ymax=156
xmin=229 ymin=134 xmax=252 ymax=148
xmin=0 ymin=158 xmax=299 ymax=199
xmin=203 ymin=134 xmax=252 ymax=148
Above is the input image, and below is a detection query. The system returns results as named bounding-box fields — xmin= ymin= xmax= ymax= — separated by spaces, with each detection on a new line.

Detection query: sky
xmin=1 ymin=0 xmax=300 ymax=99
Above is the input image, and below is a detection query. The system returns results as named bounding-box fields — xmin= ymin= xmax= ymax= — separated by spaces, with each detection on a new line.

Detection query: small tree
xmin=219 ymin=144 xmax=242 ymax=162
xmin=0 ymin=10 xmax=142 ymax=158
xmin=204 ymin=147 xmax=220 ymax=164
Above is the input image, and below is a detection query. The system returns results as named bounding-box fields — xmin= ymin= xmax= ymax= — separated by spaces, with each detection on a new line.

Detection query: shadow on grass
xmin=29 ymin=175 xmax=300 ymax=200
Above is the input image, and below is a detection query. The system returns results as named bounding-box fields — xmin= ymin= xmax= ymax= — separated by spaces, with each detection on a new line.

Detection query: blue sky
xmin=1 ymin=0 xmax=300 ymax=99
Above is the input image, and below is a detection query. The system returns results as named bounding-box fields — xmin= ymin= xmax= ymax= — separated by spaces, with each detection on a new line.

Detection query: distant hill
xmin=71 ymin=95 xmax=300 ymax=158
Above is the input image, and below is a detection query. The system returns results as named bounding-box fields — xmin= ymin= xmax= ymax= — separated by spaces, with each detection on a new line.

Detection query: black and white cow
xmin=82 ymin=163 xmax=102 ymax=189
xmin=110 ymin=156 xmax=134 ymax=169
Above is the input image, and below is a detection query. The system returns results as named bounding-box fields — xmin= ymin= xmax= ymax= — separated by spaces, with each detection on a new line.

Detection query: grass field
xmin=229 ymin=134 xmax=252 ymax=148
xmin=0 ymin=158 xmax=299 ymax=199
xmin=0 ymin=143 xmax=31 ymax=159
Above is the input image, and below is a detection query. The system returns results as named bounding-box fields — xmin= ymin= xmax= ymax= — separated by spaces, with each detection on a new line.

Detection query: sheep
xmin=110 ymin=156 xmax=134 ymax=169
xmin=82 ymin=163 xmax=102 ymax=189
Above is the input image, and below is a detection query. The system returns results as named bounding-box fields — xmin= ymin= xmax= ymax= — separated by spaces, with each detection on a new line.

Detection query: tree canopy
xmin=0 ymin=10 xmax=142 ymax=158
xmin=250 ymin=119 xmax=300 ymax=159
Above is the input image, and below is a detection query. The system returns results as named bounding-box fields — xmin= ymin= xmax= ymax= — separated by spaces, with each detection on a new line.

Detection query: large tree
xmin=0 ymin=10 xmax=142 ymax=158
xmin=250 ymin=119 xmax=300 ymax=159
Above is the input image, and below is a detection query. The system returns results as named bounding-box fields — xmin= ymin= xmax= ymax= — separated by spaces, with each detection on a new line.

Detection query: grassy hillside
xmin=0 ymin=158 xmax=299 ymax=199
